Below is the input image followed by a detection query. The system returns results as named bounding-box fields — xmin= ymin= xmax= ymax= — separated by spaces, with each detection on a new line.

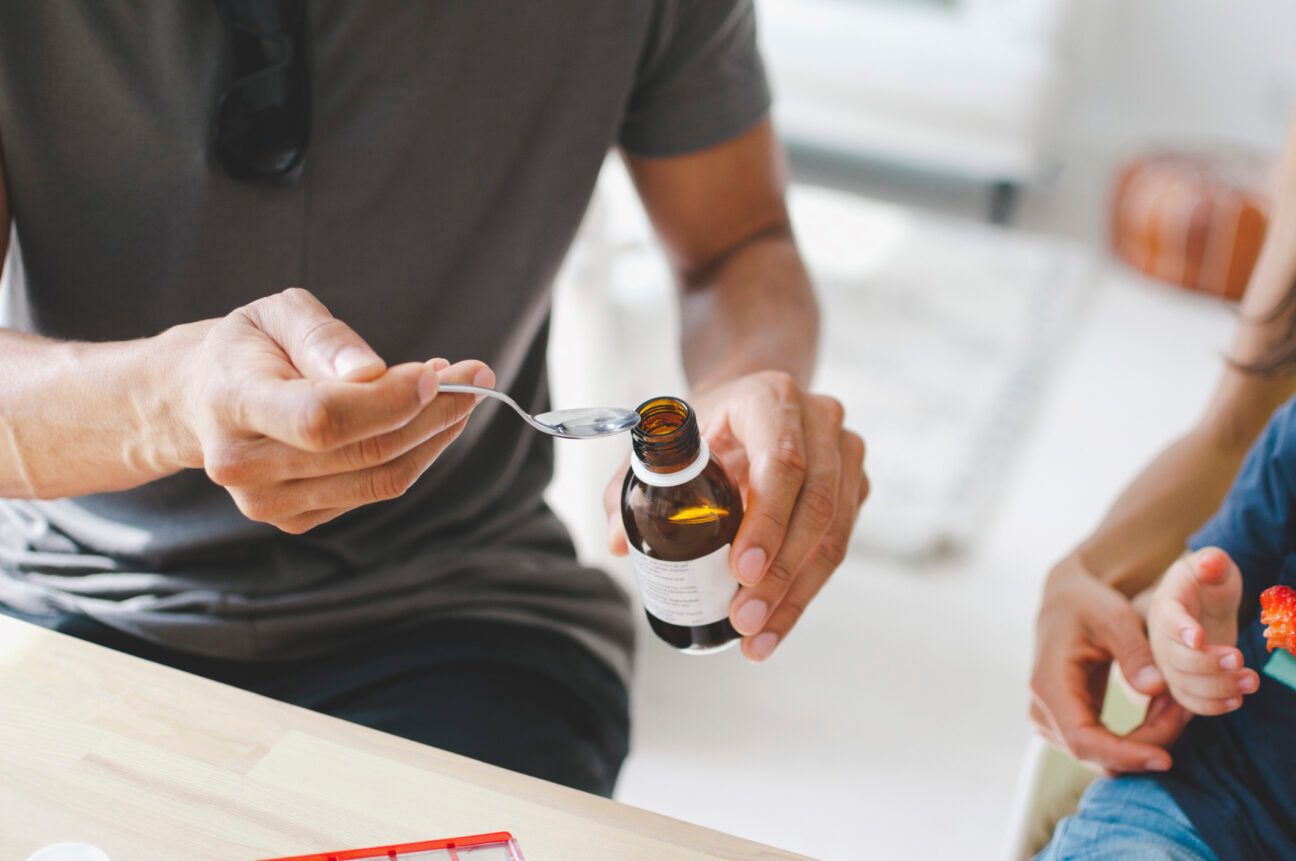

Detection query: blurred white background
xmin=544 ymin=2 xmax=1296 ymax=859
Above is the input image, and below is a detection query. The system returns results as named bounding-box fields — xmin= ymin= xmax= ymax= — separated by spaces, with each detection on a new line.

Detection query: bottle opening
xmin=632 ymin=396 xmax=701 ymax=473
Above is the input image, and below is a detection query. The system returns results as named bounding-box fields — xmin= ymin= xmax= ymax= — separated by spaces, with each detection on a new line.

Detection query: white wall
xmin=1056 ymin=0 xmax=1296 ymax=154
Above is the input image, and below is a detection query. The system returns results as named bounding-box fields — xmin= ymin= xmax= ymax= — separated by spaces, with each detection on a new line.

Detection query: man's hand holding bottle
xmin=604 ymin=370 xmax=868 ymax=662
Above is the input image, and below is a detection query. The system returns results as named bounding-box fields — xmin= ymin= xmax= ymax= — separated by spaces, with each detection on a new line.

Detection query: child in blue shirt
xmin=1039 ymin=397 xmax=1296 ymax=860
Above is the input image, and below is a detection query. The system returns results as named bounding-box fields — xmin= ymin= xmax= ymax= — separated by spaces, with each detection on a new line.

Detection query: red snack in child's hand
xmin=1260 ymin=585 xmax=1296 ymax=655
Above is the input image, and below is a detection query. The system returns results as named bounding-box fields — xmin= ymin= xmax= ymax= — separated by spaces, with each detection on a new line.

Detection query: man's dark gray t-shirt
xmin=0 ymin=2 xmax=770 ymax=681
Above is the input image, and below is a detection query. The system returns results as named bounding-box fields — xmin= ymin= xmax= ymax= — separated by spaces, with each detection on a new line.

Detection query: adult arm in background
xmin=1031 ymin=115 xmax=1296 ymax=773
xmin=603 ymin=119 xmax=869 ymax=663
xmin=0 ymin=145 xmax=492 ymax=533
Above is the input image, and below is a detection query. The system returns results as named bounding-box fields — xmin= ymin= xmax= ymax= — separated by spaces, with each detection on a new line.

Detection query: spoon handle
xmin=437 ymin=383 xmax=511 ymax=408
xmin=436 ymin=383 xmax=493 ymax=397
xmin=436 ymin=383 xmax=548 ymax=432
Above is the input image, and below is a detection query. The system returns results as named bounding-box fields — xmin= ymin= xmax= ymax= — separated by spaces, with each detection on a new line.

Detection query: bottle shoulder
xmin=622 ymin=457 xmax=743 ymax=529
xmin=623 ymin=458 xmax=740 ymax=501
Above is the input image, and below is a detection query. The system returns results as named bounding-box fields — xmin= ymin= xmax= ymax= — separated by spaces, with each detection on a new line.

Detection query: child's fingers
xmin=1152 ymin=594 xmax=1205 ymax=650
xmin=1159 ymin=641 xmax=1239 ymax=677
xmin=1172 ymin=669 xmax=1257 ymax=716
xmin=1170 ymin=666 xmax=1256 ymax=701
xmin=1191 ymin=546 xmax=1235 ymax=585
xmin=1188 ymin=546 xmax=1245 ymax=635
xmin=1176 ymin=693 xmax=1244 ymax=716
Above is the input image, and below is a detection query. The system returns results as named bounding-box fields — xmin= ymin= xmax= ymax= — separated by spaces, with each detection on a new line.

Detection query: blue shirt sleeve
xmin=1190 ymin=398 xmax=1296 ymax=623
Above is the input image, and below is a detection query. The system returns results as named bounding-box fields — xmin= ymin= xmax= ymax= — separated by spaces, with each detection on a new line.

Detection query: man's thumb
xmin=1105 ymin=606 xmax=1165 ymax=695
xmin=251 ymin=288 xmax=386 ymax=381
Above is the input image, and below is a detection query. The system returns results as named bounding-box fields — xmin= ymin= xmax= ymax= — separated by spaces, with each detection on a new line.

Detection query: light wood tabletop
xmin=0 ymin=616 xmax=813 ymax=861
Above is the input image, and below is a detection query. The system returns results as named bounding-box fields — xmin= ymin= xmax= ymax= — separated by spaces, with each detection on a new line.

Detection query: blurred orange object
xmin=1111 ymin=151 xmax=1277 ymax=300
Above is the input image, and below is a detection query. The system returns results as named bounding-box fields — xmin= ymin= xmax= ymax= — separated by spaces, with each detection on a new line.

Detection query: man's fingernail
xmin=749 ymin=632 xmax=779 ymax=662
xmin=1135 ymin=666 xmax=1164 ymax=689
xmin=418 ymin=370 xmax=438 ymax=405
xmin=1220 ymin=653 xmax=1241 ymax=671
xmin=1239 ymin=674 xmax=1258 ymax=693
xmin=473 ymin=366 xmax=494 ymax=388
xmin=737 ymin=548 xmax=766 ymax=585
xmin=1146 ymin=757 xmax=1171 ymax=772
xmin=430 ymin=357 xmax=450 ymax=372
xmin=1225 ymin=697 xmax=1242 ymax=709
xmin=1181 ymin=627 xmax=1197 ymax=647
xmin=333 ymin=346 xmax=379 ymax=378
xmin=733 ymin=599 xmax=768 ymax=635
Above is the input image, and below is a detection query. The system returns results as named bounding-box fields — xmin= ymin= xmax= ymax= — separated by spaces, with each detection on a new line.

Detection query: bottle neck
xmin=630 ymin=397 xmax=701 ymax=473
xmin=631 ymin=437 xmax=711 ymax=488
xmin=629 ymin=396 xmax=709 ymax=487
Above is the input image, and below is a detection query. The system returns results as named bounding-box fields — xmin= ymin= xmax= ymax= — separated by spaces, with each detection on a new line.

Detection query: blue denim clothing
xmin=1035 ymin=777 xmax=1219 ymax=861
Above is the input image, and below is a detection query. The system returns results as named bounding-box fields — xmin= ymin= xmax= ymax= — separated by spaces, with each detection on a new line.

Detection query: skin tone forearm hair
xmin=0 ymin=146 xmax=494 ymax=527
xmin=0 ymin=322 xmax=202 ymax=498
xmin=626 ymin=120 xmax=818 ymax=391
xmin=0 ymin=142 xmax=196 ymax=497
xmin=605 ymin=120 xmax=868 ymax=663
xmin=1031 ymin=114 xmax=1296 ymax=774
xmin=2 ymin=151 xmax=172 ymax=496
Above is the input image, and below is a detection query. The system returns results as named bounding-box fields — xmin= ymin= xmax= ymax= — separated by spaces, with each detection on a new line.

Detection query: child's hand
xmin=1148 ymin=547 xmax=1260 ymax=716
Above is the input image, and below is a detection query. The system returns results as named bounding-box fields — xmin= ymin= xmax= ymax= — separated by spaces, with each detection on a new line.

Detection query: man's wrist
xmin=138 ymin=320 xmax=213 ymax=473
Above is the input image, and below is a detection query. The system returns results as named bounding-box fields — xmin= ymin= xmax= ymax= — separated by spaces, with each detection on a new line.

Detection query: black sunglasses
xmin=212 ymin=0 xmax=310 ymax=185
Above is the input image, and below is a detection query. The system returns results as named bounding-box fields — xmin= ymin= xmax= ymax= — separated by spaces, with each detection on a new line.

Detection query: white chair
xmin=1001 ymin=676 xmax=1147 ymax=860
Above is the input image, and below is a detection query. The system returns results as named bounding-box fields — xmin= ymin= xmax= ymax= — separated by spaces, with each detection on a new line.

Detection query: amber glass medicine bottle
xmin=621 ymin=397 xmax=744 ymax=653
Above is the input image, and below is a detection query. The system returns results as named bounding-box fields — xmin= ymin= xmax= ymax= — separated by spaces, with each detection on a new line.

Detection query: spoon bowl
xmin=532 ymin=406 xmax=641 ymax=439
xmin=437 ymin=384 xmax=639 ymax=439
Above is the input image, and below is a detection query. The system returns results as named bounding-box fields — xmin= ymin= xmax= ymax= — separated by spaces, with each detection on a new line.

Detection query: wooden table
xmin=0 ymin=617 xmax=810 ymax=861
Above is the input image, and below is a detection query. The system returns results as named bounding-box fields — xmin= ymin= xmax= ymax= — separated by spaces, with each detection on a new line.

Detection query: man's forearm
xmin=679 ymin=228 xmax=819 ymax=395
xmin=0 ymin=324 xmax=203 ymax=499
xmin=624 ymin=120 xmax=818 ymax=394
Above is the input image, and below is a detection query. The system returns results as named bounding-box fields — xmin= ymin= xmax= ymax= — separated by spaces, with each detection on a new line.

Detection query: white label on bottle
xmin=628 ymin=544 xmax=737 ymax=627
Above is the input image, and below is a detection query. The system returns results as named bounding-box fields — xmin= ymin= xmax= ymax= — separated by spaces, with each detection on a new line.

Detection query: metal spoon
xmin=438 ymin=384 xmax=640 ymax=440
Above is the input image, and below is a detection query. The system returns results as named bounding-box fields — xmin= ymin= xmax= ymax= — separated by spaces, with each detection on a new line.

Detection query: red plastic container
xmin=259 ymin=831 xmax=524 ymax=861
